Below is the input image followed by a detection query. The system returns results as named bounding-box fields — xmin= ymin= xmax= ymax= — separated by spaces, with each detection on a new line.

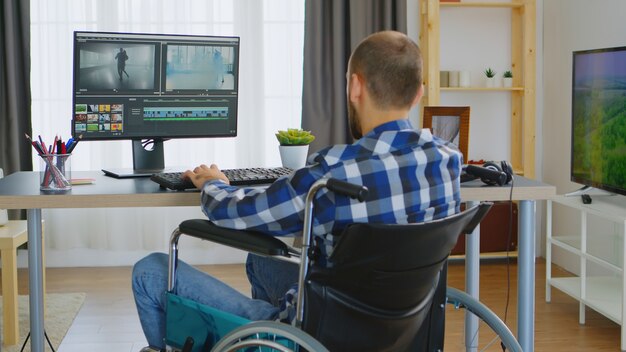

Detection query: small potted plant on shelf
xmin=503 ymin=70 xmax=513 ymax=88
xmin=275 ymin=128 xmax=315 ymax=169
xmin=484 ymin=68 xmax=497 ymax=88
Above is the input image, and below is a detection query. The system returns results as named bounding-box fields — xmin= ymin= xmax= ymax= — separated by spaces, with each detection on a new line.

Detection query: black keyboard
xmin=150 ymin=167 xmax=294 ymax=190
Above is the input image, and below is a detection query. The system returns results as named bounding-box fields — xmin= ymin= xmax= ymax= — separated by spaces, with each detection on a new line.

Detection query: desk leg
xmin=27 ymin=209 xmax=45 ymax=352
xmin=518 ymin=200 xmax=535 ymax=352
xmin=465 ymin=200 xmax=479 ymax=352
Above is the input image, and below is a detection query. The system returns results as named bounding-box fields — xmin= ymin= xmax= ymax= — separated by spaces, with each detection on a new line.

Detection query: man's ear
xmin=348 ymin=73 xmax=363 ymax=104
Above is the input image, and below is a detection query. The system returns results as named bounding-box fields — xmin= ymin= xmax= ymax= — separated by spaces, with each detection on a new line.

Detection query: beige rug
xmin=2 ymin=293 xmax=86 ymax=352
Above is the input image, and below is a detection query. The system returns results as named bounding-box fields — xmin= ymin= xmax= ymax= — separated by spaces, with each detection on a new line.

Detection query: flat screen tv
xmin=571 ymin=46 xmax=626 ymax=196
xmin=72 ymin=31 xmax=240 ymax=177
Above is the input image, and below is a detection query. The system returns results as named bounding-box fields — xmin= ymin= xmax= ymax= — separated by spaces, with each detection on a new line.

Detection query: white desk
xmin=0 ymin=171 xmax=554 ymax=352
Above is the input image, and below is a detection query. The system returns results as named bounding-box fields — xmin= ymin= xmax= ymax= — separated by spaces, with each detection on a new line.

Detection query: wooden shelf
xmin=450 ymin=250 xmax=518 ymax=260
xmin=419 ymin=0 xmax=536 ymax=177
xmin=441 ymin=86 xmax=525 ymax=91
xmin=440 ymin=2 xmax=524 ymax=8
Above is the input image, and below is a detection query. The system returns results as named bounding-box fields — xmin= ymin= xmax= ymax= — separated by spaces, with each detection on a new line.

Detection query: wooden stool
xmin=0 ymin=220 xmax=45 ymax=346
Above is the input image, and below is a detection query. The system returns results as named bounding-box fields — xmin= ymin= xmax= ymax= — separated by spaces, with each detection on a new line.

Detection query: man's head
xmin=346 ymin=31 xmax=423 ymax=139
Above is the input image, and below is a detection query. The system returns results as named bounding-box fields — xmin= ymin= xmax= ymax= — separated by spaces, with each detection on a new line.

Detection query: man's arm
xmin=184 ymin=164 xmax=320 ymax=237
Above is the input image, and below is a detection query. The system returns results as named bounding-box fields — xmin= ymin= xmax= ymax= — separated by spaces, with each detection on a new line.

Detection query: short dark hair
xmin=349 ymin=31 xmax=423 ymax=110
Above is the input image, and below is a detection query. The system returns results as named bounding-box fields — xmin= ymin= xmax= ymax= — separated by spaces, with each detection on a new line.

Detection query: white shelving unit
xmin=546 ymin=195 xmax=626 ymax=350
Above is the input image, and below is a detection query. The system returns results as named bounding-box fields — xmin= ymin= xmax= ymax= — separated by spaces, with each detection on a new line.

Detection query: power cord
xmin=20 ymin=330 xmax=56 ymax=352
xmin=141 ymin=139 xmax=155 ymax=150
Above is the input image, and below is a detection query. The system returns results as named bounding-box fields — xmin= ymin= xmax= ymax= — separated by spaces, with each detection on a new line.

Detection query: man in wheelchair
xmin=132 ymin=30 xmax=462 ymax=352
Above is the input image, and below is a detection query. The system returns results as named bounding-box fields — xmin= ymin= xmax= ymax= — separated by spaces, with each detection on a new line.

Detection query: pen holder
xmin=39 ymin=154 xmax=72 ymax=191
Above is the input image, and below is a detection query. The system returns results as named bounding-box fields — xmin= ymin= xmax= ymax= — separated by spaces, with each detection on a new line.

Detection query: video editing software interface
xmin=72 ymin=32 xmax=239 ymax=140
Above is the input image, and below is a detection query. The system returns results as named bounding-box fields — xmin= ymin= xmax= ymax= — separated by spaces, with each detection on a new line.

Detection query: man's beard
xmin=348 ymin=101 xmax=362 ymax=140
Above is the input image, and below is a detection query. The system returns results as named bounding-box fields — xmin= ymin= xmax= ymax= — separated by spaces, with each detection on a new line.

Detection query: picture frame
xmin=422 ymin=106 xmax=470 ymax=161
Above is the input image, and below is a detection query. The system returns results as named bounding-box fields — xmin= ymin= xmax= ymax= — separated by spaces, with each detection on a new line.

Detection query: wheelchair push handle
xmin=326 ymin=178 xmax=369 ymax=202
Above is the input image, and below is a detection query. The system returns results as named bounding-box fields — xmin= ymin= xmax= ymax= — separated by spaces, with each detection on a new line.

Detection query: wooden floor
xmin=6 ymin=259 xmax=622 ymax=351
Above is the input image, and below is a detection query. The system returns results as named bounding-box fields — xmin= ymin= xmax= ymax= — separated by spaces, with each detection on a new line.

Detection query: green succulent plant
xmin=503 ymin=70 xmax=513 ymax=78
xmin=275 ymin=128 xmax=316 ymax=146
xmin=484 ymin=68 xmax=496 ymax=78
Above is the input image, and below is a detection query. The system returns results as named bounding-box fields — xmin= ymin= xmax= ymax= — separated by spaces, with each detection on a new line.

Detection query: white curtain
xmin=29 ymin=0 xmax=305 ymax=267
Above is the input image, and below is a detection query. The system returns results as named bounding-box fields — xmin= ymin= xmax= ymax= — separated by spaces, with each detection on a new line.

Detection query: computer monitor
xmin=570 ymin=45 xmax=626 ymax=196
xmin=72 ymin=31 xmax=240 ymax=177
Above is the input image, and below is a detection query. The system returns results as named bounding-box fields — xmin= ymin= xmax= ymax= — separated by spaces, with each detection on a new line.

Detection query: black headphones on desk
xmin=464 ymin=160 xmax=514 ymax=186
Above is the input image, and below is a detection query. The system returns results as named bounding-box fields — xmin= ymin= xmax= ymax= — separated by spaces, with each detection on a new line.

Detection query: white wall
xmin=542 ymin=0 xmax=626 ymax=272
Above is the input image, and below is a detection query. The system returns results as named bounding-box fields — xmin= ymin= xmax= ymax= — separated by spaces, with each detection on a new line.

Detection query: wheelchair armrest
xmin=178 ymin=219 xmax=293 ymax=257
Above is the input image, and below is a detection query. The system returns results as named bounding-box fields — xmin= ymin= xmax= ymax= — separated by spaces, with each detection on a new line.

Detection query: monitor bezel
xmin=570 ymin=45 xmax=626 ymax=196
xmin=72 ymin=30 xmax=240 ymax=141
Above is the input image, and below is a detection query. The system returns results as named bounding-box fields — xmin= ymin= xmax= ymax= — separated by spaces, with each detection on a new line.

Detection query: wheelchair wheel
xmin=446 ymin=287 xmax=522 ymax=352
xmin=211 ymin=321 xmax=329 ymax=352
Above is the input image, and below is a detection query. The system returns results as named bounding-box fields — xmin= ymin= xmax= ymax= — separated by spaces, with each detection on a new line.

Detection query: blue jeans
xmin=132 ymin=252 xmax=299 ymax=349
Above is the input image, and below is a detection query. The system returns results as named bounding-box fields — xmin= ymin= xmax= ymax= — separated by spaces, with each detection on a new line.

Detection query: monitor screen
xmin=72 ymin=31 xmax=239 ymax=141
xmin=571 ymin=46 xmax=626 ymax=196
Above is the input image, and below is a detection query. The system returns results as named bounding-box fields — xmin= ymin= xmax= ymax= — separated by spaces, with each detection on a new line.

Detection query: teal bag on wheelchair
xmin=165 ymin=292 xmax=250 ymax=351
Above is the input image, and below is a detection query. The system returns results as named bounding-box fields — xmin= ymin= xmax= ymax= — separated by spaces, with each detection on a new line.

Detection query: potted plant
xmin=502 ymin=70 xmax=513 ymax=88
xmin=275 ymin=128 xmax=315 ymax=169
xmin=484 ymin=68 xmax=497 ymax=88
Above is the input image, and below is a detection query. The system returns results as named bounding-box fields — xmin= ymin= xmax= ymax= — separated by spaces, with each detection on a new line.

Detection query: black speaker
xmin=465 ymin=161 xmax=513 ymax=186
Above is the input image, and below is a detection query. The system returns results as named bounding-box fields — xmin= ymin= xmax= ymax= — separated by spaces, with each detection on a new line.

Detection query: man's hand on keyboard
xmin=183 ymin=164 xmax=230 ymax=188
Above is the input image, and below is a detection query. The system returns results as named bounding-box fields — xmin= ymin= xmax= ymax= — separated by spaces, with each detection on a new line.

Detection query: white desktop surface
xmin=0 ymin=171 xmax=555 ymax=352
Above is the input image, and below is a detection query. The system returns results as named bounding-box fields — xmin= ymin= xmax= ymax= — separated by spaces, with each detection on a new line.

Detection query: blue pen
xmin=68 ymin=134 xmax=82 ymax=153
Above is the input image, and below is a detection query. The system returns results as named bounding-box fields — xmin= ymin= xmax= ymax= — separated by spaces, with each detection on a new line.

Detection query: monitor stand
xmin=102 ymin=139 xmax=166 ymax=178
xmin=564 ymin=185 xmax=615 ymax=197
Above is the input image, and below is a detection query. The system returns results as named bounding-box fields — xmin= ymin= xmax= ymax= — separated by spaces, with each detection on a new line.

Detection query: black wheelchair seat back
xmin=302 ymin=204 xmax=489 ymax=351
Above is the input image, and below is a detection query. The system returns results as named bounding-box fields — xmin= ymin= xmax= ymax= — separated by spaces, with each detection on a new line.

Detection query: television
xmin=72 ymin=31 xmax=240 ymax=177
xmin=571 ymin=45 xmax=626 ymax=196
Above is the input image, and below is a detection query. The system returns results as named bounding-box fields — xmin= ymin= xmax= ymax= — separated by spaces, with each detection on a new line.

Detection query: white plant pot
xmin=503 ymin=77 xmax=513 ymax=88
xmin=279 ymin=145 xmax=309 ymax=169
xmin=485 ymin=77 xmax=497 ymax=88
xmin=0 ymin=169 xmax=7 ymax=226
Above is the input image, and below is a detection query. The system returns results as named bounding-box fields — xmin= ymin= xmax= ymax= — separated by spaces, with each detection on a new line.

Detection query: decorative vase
xmin=503 ymin=77 xmax=513 ymax=88
xmin=440 ymin=71 xmax=449 ymax=87
xmin=449 ymin=71 xmax=460 ymax=87
xmin=459 ymin=71 xmax=471 ymax=88
xmin=279 ymin=145 xmax=309 ymax=169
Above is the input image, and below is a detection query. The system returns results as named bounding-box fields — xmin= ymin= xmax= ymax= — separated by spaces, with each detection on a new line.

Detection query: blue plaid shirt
xmin=199 ymin=119 xmax=462 ymax=321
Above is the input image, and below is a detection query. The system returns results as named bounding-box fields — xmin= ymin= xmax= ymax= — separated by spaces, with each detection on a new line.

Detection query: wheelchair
xmin=165 ymin=178 xmax=522 ymax=352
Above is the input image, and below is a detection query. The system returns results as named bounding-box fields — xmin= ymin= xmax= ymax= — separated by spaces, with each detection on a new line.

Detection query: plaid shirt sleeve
xmin=199 ymin=165 xmax=322 ymax=236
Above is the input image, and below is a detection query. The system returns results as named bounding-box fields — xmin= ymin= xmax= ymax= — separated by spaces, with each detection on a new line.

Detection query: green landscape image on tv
xmin=571 ymin=46 xmax=626 ymax=195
